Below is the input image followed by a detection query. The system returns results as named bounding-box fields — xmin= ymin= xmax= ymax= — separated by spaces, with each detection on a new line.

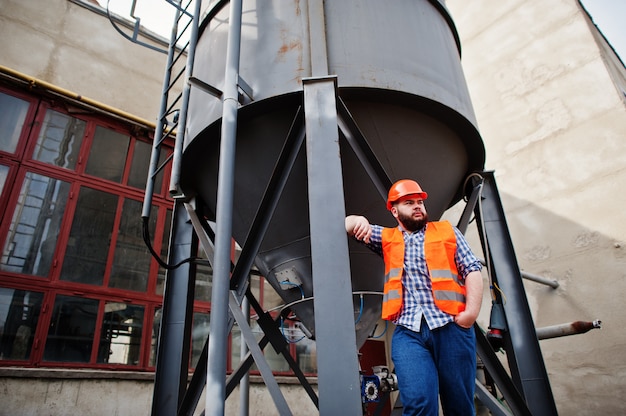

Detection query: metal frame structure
xmin=142 ymin=2 xmax=564 ymax=415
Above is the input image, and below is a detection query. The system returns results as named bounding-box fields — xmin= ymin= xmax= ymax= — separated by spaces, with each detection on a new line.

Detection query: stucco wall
xmin=3 ymin=0 xmax=626 ymax=414
xmin=0 ymin=0 xmax=172 ymax=122
xmin=445 ymin=1 xmax=626 ymax=414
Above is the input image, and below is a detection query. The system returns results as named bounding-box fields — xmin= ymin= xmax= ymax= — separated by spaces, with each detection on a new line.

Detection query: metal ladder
xmin=141 ymin=0 xmax=201 ymax=220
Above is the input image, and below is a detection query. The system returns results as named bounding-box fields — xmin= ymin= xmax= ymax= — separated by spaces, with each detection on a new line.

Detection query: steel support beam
xmin=474 ymin=172 xmax=558 ymax=416
xmin=337 ymin=97 xmax=391 ymax=200
xmin=303 ymin=76 xmax=363 ymax=415
xmin=151 ymin=201 xmax=197 ymax=416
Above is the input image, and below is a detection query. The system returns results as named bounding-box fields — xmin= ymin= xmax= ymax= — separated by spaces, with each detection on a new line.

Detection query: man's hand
xmin=454 ymin=270 xmax=483 ymax=328
xmin=345 ymin=215 xmax=372 ymax=244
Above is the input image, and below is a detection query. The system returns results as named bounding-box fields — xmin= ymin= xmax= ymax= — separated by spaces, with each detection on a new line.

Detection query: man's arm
xmin=454 ymin=270 xmax=483 ymax=328
xmin=345 ymin=215 xmax=372 ymax=243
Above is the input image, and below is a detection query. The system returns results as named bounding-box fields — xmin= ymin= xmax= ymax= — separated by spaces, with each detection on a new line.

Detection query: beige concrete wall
xmin=0 ymin=0 xmax=172 ymax=122
xmin=0 ymin=370 xmax=319 ymax=416
xmin=3 ymin=0 xmax=626 ymax=414
xmin=445 ymin=1 xmax=626 ymax=414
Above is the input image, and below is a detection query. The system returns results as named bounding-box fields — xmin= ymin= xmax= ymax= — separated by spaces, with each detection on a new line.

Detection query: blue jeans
xmin=391 ymin=321 xmax=476 ymax=416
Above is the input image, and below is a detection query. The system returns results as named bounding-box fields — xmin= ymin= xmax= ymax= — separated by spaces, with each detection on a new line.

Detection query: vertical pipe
xmin=205 ymin=0 xmax=243 ymax=415
xmin=169 ymin=0 xmax=202 ymax=196
xmin=142 ymin=4 xmax=180 ymax=218
xmin=151 ymin=201 xmax=197 ymax=415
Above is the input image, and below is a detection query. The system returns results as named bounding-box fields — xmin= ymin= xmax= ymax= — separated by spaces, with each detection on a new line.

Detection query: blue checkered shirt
xmin=365 ymin=222 xmax=482 ymax=331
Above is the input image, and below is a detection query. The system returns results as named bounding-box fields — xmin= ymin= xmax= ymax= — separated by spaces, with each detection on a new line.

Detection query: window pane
xmin=1 ymin=172 xmax=70 ymax=276
xmin=128 ymin=140 xmax=168 ymax=191
xmin=84 ymin=126 xmax=129 ymax=182
xmin=0 ymin=92 xmax=30 ymax=154
xmin=149 ymin=307 xmax=161 ymax=367
xmin=32 ymin=110 xmax=86 ymax=170
xmin=98 ymin=302 xmax=144 ymax=365
xmin=0 ymin=287 xmax=44 ymax=361
xmin=0 ymin=164 xmax=8 ymax=194
xmin=245 ymin=320 xmax=290 ymax=373
xmin=60 ymin=187 xmax=117 ymax=285
xmin=264 ymin=320 xmax=289 ymax=372
xmin=295 ymin=328 xmax=317 ymax=374
xmin=43 ymin=295 xmax=98 ymax=363
xmin=191 ymin=312 xmax=210 ymax=368
xmin=261 ymin=276 xmax=283 ymax=312
xmin=109 ymin=199 xmax=155 ymax=292
xmin=195 ymin=260 xmax=213 ymax=302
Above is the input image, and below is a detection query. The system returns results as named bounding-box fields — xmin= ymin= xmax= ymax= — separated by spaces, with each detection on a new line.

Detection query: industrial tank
xmin=181 ymin=0 xmax=485 ymax=347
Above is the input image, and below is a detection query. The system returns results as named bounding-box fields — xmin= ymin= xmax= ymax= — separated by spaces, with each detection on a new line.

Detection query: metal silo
xmin=147 ymin=2 xmax=562 ymax=414
xmin=181 ymin=0 xmax=484 ymax=347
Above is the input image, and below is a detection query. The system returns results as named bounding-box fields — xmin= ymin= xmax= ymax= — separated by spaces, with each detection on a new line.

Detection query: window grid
xmin=0 ymin=85 xmax=316 ymax=376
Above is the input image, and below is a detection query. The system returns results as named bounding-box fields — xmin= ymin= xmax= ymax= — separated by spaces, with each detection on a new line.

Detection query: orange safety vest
xmin=381 ymin=221 xmax=466 ymax=320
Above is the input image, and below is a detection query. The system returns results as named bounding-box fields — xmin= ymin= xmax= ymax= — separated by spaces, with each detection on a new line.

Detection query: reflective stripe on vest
xmin=381 ymin=229 xmax=405 ymax=321
xmin=381 ymin=221 xmax=466 ymax=319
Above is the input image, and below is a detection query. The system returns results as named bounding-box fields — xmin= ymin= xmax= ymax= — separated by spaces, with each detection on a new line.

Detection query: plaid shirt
xmin=365 ymin=222 xmax=482 ymax=331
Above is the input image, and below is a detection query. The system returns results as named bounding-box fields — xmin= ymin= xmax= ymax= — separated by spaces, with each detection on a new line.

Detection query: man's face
xmin=391 ymin=195 xmax=428 ymax=232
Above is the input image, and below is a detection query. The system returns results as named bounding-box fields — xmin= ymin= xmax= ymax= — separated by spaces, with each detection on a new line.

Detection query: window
xmin=0 ymin=85 xmax=316 ymax=376
xmin=1 ymin=172 xmax=71 ymax=277
xmin=0 ymin=287 xmax=44 ymax=361
xmin=59 ymin=187 xmax=117 ymax=285
xmin=0 ymin=86 xmax=174 ymax=370
xmin=84 ymin=126 xmax=130 ymax=182
xmin=32 ymin=110 xmax=87 ymax=170
xmin=109 ymin=198 xmax=157 ymax=292
xmin=0 ymin=92 xmax=30 ymax=155
xmin=98 ymin=302 xmax=145 ymax=365
xmin=44 ymin=294 xmax=99 ymax=363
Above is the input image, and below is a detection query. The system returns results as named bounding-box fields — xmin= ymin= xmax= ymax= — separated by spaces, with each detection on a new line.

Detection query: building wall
xmin=0 ymin=0 xmax=170 ymax=122
xmin=3 ymin=0 xmax=625 ymax=414
xmin=0 ymin=1 xmax=319 ymax=414
xmin=0 ymin=369 xmax=319 ymax=416
xmin=446 ymin=1 xmax=626 ymax=414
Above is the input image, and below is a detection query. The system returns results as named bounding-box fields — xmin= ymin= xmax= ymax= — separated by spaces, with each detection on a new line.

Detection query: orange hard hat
xmin=386 ymin=179 xmax=428 ymax=210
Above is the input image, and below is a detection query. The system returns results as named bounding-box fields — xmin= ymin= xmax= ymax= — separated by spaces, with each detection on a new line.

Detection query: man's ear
xmin=390 ymin=206 xmax=398 ymax=219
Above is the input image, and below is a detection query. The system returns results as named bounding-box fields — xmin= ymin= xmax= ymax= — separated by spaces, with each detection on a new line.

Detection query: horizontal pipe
xmin=521 ymin=270 xmax=560 ymax=289
xmin=0 ymin=64 xmax=156 ymax=129
xmin=536 ymin=320 xmax=602 ymax=340
xmin=480 ymin=259 xmax=559 ymax=288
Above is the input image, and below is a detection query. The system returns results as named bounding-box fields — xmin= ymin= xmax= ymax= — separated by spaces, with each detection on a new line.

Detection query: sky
xmin=580 ymin=0 xmax=626 ymax=62
xmin=101 ymin=0 xmax=625 ymax=63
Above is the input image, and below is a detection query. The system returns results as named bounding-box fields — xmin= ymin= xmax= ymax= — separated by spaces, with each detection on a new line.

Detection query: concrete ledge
xmin=0 ymin=367 xmax=317 ymax=385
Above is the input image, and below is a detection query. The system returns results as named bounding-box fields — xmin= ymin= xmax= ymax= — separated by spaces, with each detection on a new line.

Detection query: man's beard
xmin=398 ymin=210 xmax=428 ymax=232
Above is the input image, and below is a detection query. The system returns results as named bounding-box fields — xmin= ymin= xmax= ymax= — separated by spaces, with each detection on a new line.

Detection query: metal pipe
xmin=520 ymin=270 xmax=559 ymax=289
xmin=205 ymin=0 xmax=243 ymax=414
xmin=169 ymin=0 xmax=202 ymax=197
xmin=536 ymin=320 xmax=601 ymax=340
xmin=0 ymin=64 xmax=155 ymax=128
xmin=479 ymin=259 xmax=559 ymax=289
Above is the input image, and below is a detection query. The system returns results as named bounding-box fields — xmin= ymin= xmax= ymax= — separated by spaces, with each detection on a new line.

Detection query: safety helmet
xmin=386 ymin=179 xmax=428 ymax=210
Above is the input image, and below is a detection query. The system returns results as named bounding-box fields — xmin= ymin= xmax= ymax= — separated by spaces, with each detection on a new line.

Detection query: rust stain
xmin=278 ymin=40 xmax=302 ymax=55
xmin=294 ymin=0 xmax=301 ymax=16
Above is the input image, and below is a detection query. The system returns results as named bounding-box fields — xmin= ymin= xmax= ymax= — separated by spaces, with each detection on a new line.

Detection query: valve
xmin=360 ymin=366 xmax=398 ymax=403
